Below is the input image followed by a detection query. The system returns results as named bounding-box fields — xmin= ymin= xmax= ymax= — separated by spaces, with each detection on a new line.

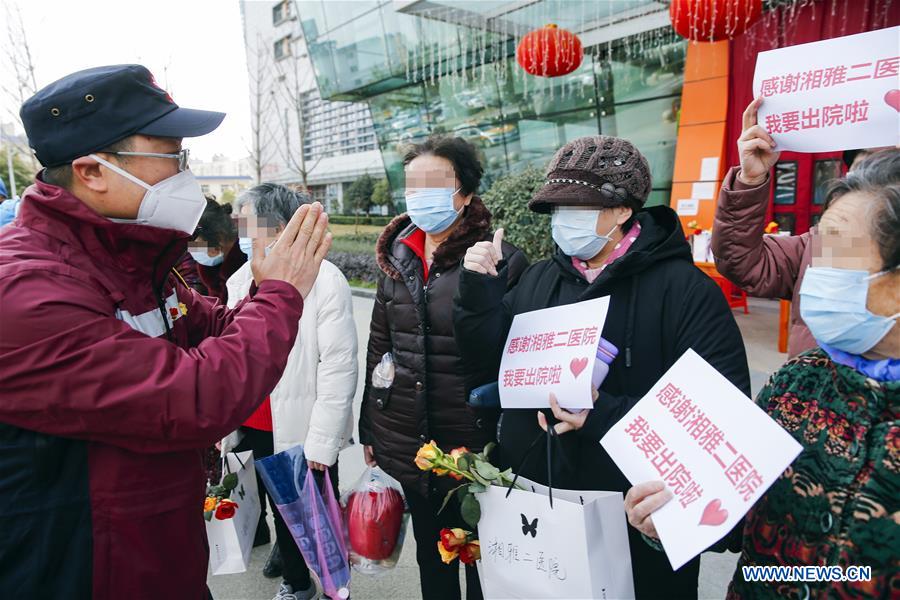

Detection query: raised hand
xmin=738 ymin=97 xmax=781 ymax=186
xmin=251 ymin=201 xmax=333 ymax=298
xmin=463 ymin=228 xmax=504 ymax=276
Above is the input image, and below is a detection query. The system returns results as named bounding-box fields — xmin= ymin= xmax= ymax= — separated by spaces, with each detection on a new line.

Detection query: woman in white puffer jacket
xmin=222 ymin=183 xmax=358 ymax=600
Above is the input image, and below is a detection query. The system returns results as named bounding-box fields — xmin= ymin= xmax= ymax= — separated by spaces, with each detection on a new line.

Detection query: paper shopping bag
xmin=477 ymin=476 xmax=635 ymax=600
xmin=206 ymin=450 xmax=261 ymax=575
xmin=256 ymin=445 xmax=351 ymax=599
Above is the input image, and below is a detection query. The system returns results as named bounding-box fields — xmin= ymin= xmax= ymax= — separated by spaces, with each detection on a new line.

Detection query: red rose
xmin=459 ymin=541 xmax=481 ymax=565
xmin=214 ymin=499 xmax=238 ymax=520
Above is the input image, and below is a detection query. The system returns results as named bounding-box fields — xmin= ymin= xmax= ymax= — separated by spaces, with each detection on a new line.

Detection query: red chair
xmin=711 ymin=276 xmax=749 ymax=314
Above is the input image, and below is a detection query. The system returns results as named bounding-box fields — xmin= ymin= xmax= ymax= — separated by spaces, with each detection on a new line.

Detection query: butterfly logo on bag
xmin=521 ymin=514 xmax=538 ymax=537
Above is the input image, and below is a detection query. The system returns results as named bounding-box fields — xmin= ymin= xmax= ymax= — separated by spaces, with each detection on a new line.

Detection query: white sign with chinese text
xmin=753 ymin=26 xmax=900 ymax=152
xmin=600 ymin=349 xmax=802 ymax=570
xmin=499 ymin=297 xmax=610 ymax=410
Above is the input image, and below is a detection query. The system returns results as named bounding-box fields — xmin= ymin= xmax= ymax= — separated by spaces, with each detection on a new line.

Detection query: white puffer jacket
xmin=221 ymin=260 xmax=358 ymax=465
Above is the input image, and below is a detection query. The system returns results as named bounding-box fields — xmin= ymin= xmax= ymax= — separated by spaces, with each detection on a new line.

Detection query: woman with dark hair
xmin=222 ymin=183 xmax=358 ymax=600
xmin=188 ymin=196 xmax=247 ymax=303
xmin=627 ymin=149 xmax=900 ymax=599
xmin=360 ymin=135 xmax=528 ymax=600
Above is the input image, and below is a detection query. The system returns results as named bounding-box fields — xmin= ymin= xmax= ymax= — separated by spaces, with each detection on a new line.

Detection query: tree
xmin=346 ymin=174 xmax=376 ymax=232
xmin=371 ymin=178 xmax=395 ymax=215
xmin=271 ymin=31 xmax=322 ymax=192
xmin=481 ymin=165 xmax=553 ymax=261
xmin=245 ymin=34 xmax=277 ymax=185
xmin=1 ymin=2 xmax=40 ymax=173
xmin=219 ymin=188 xmax=236 ymax=206
xmin=0 ymin=144 xmax=33 ymax=196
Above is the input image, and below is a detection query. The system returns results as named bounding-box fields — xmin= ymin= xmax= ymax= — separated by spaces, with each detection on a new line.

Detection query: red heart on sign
xmin=569 ymin=357 xmax=589 ymax=378
xmin=699 ymin=499 xmax=728 ymax=527
xmin=885 ymin=89 xmax=900 ymax=112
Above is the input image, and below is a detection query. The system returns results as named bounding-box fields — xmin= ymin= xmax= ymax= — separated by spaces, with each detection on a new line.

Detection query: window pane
xmin=368 ymin=85 xmax=430 ymax=146
xmin=497 ymin=56 xmax=598 ymax=121
xmin=645 ymin=190 xmax=670 ymax=208
xmin=424 ymin=63 xmax=503 ymax=137
xmin=773 ymin=213 xmax=795 ymax=234
xmin=597 ymin=33 xmax=686 ymax=104
xmin=600 ymin=96 xmax=679 ymax=189
xmin=813 ymin=159 xmax=840 ymax=205
xmin=299 ymin=1 xmax=329 ymax=42
xmin=773 ymin=162 xmax=797 ymax=205
xmin=504 ymin=109 xmax=600 ymax=173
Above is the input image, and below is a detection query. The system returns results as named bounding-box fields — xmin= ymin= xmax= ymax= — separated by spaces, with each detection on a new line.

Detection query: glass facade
xmin=299 ymin=1 xmax=683 ymax=207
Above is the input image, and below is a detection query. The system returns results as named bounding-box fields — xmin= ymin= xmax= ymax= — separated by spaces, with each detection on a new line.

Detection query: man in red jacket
xmin=0 ymin=65 xmax=332 ymax=599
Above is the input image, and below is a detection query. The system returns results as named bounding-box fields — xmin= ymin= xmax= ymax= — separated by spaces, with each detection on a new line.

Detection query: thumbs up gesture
xmin=463 ymin=228 xmax=504 ymax=277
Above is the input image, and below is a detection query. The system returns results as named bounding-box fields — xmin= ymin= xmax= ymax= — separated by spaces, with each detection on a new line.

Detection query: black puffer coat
xmin=359 ymin=198 xmax=528 ymax=495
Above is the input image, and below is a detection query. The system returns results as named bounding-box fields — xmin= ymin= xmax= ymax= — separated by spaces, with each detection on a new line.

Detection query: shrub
xmin=331 ymin=233 xmax=380 ymax=255
xmin=328 ymin=251 xmax=380 ymax=285
xmin=329 ymin=215 xmax=392 ymax=226
xmin=481 ymin=165 xmax=555 ymax=261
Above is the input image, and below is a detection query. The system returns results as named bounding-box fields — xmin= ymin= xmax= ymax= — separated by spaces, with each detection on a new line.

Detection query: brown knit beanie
xmin=528 ymin=135 xmax=652 ymax=214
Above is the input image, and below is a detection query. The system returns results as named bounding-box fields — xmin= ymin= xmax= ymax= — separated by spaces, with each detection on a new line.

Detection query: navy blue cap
xmin=20 ymin=64 xmax=225 ymax=168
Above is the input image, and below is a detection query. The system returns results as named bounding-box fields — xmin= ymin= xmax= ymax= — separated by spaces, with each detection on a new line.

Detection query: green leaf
xmin=471 ymin=468 xmax=491 ymax=487
xmin=203 ymin=511 xmax=213 ymax=522
xmin=460 ymin=493 xmax=481 ymax=529
xmin=438 ymin=484 xmax=467 ymax=514
xmin=456 ymin=454 xmax=471 ymax=472
xmin=222 ymin=473 xmax=238 ymax=491
xmin=474 ymin=461 xmax=500 ymax=481
xmin=482 ymin=442 xmax=496 ymax=460
xmin=468 ymin=481 xmax=488 ymax=494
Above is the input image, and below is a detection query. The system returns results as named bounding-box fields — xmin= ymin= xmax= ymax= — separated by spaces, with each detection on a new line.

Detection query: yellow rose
xmin=437 ymin=540 xmax=459 ymax=564
xmin=203 ymin=497 xmax=217 ymax=512
xmin=414 ymin=441 xmax=441 ymax=471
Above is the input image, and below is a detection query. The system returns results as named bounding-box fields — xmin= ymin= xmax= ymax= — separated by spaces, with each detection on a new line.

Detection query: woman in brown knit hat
xmin=455 ymin=135 xmax=751 ymax=600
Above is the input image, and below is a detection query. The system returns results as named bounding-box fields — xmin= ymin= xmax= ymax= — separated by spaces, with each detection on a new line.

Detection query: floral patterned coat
xmin=727 ymin=349 xmax=899 ymax=599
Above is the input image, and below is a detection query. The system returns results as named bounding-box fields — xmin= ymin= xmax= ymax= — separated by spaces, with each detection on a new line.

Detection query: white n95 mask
xmin=90 ymin=153 xmax=206 ymax=234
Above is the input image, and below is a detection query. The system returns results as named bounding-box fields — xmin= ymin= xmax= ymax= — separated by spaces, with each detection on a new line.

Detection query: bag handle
xmin=221 ymin=451 xmax=248 ymax=477
xmin=505 ymin=425 xmax=561 ymax=508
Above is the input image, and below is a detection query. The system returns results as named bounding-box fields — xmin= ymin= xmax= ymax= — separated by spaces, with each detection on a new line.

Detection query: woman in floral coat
xmin=625 ymin=149 xmax=900 ymax=599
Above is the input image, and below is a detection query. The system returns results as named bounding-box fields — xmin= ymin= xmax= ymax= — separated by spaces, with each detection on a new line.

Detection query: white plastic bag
xmin=342 ymin=466 xmax=409 ymax=575
xmin=372 ymin=352 xmax=395 ymax=389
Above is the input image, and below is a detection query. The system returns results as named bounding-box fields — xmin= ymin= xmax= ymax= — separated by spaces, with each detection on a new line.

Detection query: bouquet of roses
xmin=414 ymin=440 xmax=518 ymax=565
xmin=203 ymin=471 xmax=240 ymax=521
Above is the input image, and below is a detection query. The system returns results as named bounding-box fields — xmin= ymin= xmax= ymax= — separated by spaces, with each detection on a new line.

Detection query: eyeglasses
xmin=105 ymin=148 xmax=190 ymax=172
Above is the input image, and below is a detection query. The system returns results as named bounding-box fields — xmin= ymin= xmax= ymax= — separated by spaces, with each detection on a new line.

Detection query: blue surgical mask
xmin=189 ymin=249 xmax=224 ymax=267
xmin=551 ymin=208 xmax=618 ymax=260
xmin=799 ymin=266 xmax=900 ymax=355
xmin=405 ymin=187 xmax=463 ymax=234
xmin=238 ymin=237 xmax=274 ymax=261
xmin=238 ymin=236 xmax=254 ymax=260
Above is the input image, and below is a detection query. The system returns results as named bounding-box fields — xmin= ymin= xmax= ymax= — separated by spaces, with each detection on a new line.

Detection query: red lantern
xmin=516 ymin=24 xmax=584 ymax=78
xmin=670 ymin=0 xmax=763 ymax=42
